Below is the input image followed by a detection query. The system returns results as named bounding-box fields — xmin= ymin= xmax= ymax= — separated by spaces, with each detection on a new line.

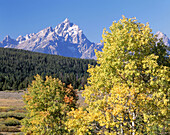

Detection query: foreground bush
xmin=21 ymin=75 xmax=78 ymax=135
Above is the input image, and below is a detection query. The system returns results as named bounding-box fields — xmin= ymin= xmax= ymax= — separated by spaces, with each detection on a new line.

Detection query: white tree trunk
xmin=132 ymin=112 xmax=136 ymax=135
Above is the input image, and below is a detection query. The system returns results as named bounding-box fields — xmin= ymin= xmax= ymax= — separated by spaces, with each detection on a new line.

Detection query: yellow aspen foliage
xmin=21 ymin=75 xmax=78 ymax=135
xmin=67 ymin=16 xmax=169 ymax=134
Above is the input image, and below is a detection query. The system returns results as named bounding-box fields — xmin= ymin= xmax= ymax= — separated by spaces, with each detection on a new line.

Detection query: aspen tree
xmin=67 ymin=16 xmax=169 ymax=134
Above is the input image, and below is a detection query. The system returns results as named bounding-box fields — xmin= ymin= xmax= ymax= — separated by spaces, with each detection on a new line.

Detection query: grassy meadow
xmin=0 ymin=90 xmax=85 ymax=135
xmin=0 ymin=91 xmax=25 ymax=135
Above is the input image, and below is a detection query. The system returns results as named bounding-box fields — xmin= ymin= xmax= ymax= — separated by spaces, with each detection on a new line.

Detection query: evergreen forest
xmin=0 ymin=47 xmax=96 ymax=91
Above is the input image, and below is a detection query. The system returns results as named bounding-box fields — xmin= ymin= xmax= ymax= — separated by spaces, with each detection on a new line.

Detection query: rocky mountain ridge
xmin=0 ymin=18 xmax=103 ymax=59
xmin=0 ymin=19 xmax=169 ymax=59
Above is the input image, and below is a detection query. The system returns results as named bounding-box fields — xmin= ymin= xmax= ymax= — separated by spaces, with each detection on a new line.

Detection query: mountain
xmin=156 ymin=31 xmax=170 ymax=46
xmin=156 ymin=31 xmax=170 ymax=55
xmin=0 ymin=19 xmax=169 ymax=59
xmin=1 ymin=35 xmax=18 ymax=48
xmin=0 ymin=18 xmax=103 ymax=59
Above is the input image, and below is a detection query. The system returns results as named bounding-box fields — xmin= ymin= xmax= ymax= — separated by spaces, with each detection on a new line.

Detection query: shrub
xmin=0 ymin=112 xmax=25 ymax=120
xmin=4 ymin=118 xmax=21 ymax=126
xmin=21 ymin=75 xmax=78 ymax=134
xmin=0 ymin=125 xmax=20 ymax=132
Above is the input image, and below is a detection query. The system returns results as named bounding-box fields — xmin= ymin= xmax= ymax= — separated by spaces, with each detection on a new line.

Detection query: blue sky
xmin=0 ymin=0 xmax=169 ymax=43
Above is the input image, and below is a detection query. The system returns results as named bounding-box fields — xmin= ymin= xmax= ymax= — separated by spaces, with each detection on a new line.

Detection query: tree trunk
xmin=132 ymin=112 xmax=136 ymax=135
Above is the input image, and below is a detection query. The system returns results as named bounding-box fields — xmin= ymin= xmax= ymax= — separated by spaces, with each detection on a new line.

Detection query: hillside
xmin=0 ymin=47 xmax=96 ymax=91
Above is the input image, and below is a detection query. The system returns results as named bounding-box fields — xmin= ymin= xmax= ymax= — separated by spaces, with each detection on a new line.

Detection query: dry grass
xmin=0 ymin=90 xmax=85 ymax=108
xmin=0 ymin=99 xmax=24 ymax=108
xmin=0 ymin=91 xmax=25 ymax=108
xmin=0 ymin=132 xmax=23 ymax=135
xmin=0 ymin=91 xmax=25 ymax=135
xmin=0 ymin=91 xmax=24 ymax=100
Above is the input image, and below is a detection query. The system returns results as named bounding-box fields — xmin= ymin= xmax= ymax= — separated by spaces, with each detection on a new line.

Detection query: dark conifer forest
xmin=0 ymin=47 xmax=97 ymax=91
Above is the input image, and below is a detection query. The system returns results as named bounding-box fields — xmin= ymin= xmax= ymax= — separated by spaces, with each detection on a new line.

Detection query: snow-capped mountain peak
xmin=4 ymin=35 xmax=12 ymax=41
xmin=0 ymin=18 xmax=101 ymax=58
xmin=1 ymin=18 xmax=169 ymax=59
xmin=1 ymin=35 xmax=18 ymax=48
xmin=16 ymin=35 xmax=26 ymax=43
xmin=156 ymin=31 xmax=170 ymax=55
xmin=54 ymin=19 xmax=89 ymax=45
xmin=63 ymin=18 xmax=70 ymax=23
xmin=156 ymin=31 xmax=170 ymax=47
xmin=156 ymin=31 xmax=166 ymax=39
xmin=36 ymin=26 xmax=54 ymax=38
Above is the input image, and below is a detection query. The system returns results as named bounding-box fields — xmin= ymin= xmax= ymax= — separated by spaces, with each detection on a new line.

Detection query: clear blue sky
xmin=0 ymin=0 xmax=169 ymax=43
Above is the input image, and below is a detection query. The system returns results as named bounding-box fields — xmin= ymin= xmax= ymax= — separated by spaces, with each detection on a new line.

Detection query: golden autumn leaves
xmin=21 ymin=75 xmax=78 ymax=134
xmin=22 ymin=16 xmax=169 ymax=135
xmin=66 ymin=16 xmax=169 ymax=134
